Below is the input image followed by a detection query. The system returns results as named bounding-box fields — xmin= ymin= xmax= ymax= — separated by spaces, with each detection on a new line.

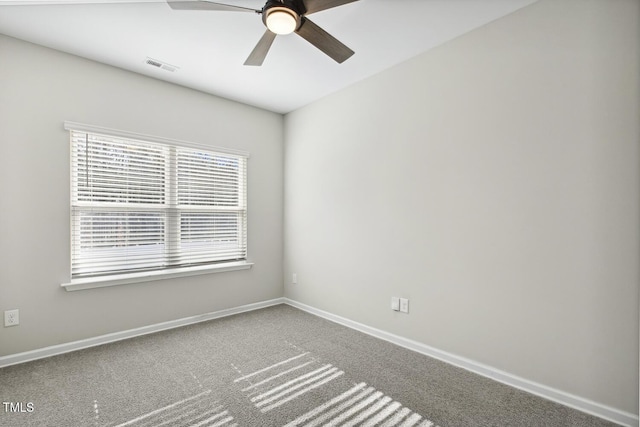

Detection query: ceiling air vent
xmin=145 ymin=57 xmax=179 ymax=73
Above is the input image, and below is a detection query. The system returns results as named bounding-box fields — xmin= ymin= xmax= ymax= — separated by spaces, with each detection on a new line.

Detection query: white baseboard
xmin=0 ymin=297 xmax=284 ymax=369
xmin=283 ymin=298 xmax=639 ymax=427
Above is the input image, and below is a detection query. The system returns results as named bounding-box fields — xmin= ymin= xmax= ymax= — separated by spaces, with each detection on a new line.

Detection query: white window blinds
xmin=70 ymin=128 xmax=247 ymax=279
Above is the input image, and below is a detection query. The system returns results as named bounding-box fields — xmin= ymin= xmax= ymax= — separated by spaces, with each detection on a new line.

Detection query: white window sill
xmin=60 ymin=261 xmax=254 ymax=291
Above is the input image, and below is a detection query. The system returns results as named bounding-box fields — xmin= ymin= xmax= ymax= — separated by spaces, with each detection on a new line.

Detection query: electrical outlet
xmin=4 ymin=309 xmax=19 ymax=327
xmin=391 ymin=297 xmax=400 ymax=311
xmin=292 ymin=273 xmax=297 ymax=285
xmin=399 ymin=298 xmax=409 ymax=314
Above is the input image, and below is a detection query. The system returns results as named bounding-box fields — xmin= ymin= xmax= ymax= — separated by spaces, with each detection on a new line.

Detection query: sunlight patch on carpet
xmin=109 ymin=389 xmax=236 ymax=427
xmin=283 ymin=382 xmax=438 ymax=427
xmin=233 ymin=347 xmax=438 ymax=426
xmin=233 ymin=351 xmax=345 ymax=414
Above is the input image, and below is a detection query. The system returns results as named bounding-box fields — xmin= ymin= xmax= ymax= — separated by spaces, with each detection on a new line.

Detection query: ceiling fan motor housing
xmin=262 ymin=0 xmax=305 ymax=31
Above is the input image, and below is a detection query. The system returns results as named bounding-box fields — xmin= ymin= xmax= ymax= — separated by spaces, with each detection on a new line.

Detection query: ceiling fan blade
xmin=1 ymin=0 xmax=260 ymax=7
xmin=302 ymin=0 xmax=358 ymax=15
xmin=0 ymin=0 xmax=163 ymax=4
xmin=244 ymin=30 xmax=277 ymax=66
xmin=295 ymin=17 xmax=353 ymax=63
xmin=167 ymin=0 xmax=259 ymax=12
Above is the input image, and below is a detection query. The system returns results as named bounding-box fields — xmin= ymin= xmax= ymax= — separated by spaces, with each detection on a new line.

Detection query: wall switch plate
xmin=4 ymin=309 xmax=19 ymax=327
xmin=391 ymin=297 xmax=400 ymax=311
xmin=292 ymin=273 xmax=297 ymax=285
xmin=399 ymin=298 xmax=409 ymax=313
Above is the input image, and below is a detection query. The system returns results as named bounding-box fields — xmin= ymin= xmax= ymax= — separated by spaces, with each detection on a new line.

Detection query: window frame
xmin=61 ymin=122 xmax=252 ymax=291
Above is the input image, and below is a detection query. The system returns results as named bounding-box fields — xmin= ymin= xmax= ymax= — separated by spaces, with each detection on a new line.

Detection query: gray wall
xmin=284 ymin=0 xmax=639 ymax=415
xmin=0 ymin=35 xmax=284 ymax=356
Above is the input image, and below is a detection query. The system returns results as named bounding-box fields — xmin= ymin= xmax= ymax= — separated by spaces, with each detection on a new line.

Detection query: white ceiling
xmin=0 ymin=0 xmax=537 ymax=113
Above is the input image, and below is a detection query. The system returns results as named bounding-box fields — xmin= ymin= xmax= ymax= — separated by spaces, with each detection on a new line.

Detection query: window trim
xmin=64 ymin=122 xmax=250 ymax=158
xmin=62 ymin=121 xmax=252 ymax=291
xmin=61 ymin=261 xmax=254 ymax=291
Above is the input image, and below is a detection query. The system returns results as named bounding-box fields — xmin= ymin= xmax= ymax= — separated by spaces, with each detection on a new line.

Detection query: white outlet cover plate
xmin=4 ymin=309 xmax=19 ymax=326
xmin=400 ymin=298 xmax=409 ymax=313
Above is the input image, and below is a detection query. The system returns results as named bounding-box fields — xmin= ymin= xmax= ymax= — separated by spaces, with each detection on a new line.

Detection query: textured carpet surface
xmin=0 ymin=304 xmax=619 ymax=426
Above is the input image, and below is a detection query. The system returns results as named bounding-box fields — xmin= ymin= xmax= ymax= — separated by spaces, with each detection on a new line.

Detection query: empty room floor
xmin=0 ymin=305 xmax=619 ymax=426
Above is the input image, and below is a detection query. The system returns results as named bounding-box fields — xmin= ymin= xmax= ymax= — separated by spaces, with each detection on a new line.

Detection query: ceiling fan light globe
xmin=266 ymin=9 xmax=297 ymax=35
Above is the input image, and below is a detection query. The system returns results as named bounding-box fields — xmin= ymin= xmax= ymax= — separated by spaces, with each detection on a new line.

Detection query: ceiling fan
xmin=167 ymin=0 xmax=358 ymax=66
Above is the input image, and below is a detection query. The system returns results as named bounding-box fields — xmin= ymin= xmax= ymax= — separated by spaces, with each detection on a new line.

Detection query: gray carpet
xmin=0 ymin=304 xmax=620 ymax=426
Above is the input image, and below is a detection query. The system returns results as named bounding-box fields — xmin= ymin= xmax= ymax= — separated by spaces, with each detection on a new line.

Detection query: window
xmin=68 ymin=123 xmax=248 ymax=283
